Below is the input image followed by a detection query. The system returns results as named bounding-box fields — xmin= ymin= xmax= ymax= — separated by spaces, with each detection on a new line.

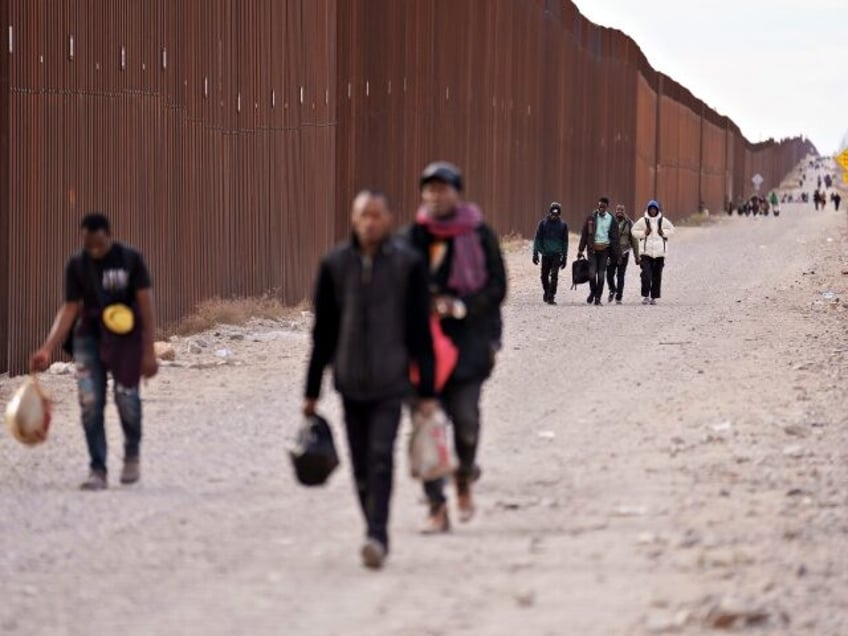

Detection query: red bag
xmin=410 ymin=316 xmax=459 ymax=393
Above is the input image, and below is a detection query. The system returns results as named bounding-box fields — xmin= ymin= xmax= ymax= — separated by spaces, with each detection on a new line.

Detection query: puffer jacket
xmin=631 ymin=212 xmax=675 ymax=259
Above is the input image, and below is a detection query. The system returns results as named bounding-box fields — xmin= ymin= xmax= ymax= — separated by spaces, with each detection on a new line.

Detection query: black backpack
xmin=289 ymin=414 xmax=340 ymax=486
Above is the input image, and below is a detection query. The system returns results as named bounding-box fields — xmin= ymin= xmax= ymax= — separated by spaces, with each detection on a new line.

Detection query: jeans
xmin=606 ymin=252 xmax=630 ymax=301
xmin=640 ymin=256 xmax=665 ymax=299
xmin=588 ymin=249 xmax=610 ymax=300
xmin=424 ymin=379 xmax=483 ymax=507
xmin=74 ymin=337 xmax=142 ymax=474
xmin=540 ymin=254 xmax=563 ymax=298
xmin=342 ymin=397 xmax=403 ymax=550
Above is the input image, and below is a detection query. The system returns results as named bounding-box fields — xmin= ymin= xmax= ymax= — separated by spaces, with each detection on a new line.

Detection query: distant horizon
xmin=574 ymin=0 xmax=847 ymax=156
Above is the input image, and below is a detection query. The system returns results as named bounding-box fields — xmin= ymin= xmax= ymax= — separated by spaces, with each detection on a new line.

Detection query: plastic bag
xmin=5 ymin=375 xmax=52 ymax=446
xmin=289 ymin=413 xmax=340 ymax=486
xmin=409 ymin=409 xmax=454 ymax=481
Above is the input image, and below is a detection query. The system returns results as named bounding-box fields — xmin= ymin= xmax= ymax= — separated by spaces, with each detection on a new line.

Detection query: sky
xmin=574 ymin=0 xmax=848 ymax=155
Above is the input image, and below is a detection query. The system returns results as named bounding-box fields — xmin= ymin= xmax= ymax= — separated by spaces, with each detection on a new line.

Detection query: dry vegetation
xmin=163 ymin=296 xmax=310 ymax=338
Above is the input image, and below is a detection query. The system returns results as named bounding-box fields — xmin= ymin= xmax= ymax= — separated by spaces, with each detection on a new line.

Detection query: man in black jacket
xmin=532 ymin=202 xmax=569 ymax=305
xmin=578 ymin=196 xmax=621 ymax=306
xmin=402 ymin=162 xmax=507 ymax=534
xmin=304 ymin=190 xmax=436 ymax=570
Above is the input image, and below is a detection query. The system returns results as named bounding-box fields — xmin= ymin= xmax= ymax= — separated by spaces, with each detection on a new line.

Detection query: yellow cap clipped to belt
xmin=102 ymin=303 xmax=135 ymax=335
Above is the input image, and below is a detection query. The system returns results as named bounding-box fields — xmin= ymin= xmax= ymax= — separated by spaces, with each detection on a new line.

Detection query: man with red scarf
xmin=402 ymin=162 xmax=507 ymax=533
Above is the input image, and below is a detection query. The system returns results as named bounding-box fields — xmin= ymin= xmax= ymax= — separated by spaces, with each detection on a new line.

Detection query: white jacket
xmin=631 ymin=212 xmax=675 ymax=259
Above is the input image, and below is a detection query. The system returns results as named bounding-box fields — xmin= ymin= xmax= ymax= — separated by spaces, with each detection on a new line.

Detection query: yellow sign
xmin=838 ymin=150 xmax=848 ymax=170
xmin=844 ymin=172 xmax=848 ymax=184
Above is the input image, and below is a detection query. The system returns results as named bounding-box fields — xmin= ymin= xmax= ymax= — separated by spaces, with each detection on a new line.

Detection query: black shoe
xmin=608 ymin=291 xmax=615 ymax=303
xmin=594 ymin=298 xmax=602 ymax=306
xmin=549 ymin=298 xmax=557 ymax=305
xmin=587 ymin=293 xmax=594 ymax=304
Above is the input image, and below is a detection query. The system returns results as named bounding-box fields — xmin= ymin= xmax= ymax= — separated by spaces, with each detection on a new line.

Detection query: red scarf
xmin=416 ymin=204 xmax=488 ymax=295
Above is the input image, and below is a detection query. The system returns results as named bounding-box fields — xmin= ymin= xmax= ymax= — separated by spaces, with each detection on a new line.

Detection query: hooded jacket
xmin=631 ymin=202 xmax=675 ymax=259
xmin=533 ymin=215 xmax=569 ymax=259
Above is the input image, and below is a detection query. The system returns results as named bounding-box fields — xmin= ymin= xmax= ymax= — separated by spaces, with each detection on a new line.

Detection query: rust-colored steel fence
xmin=0 ymin=0 xmax=817 ymax=374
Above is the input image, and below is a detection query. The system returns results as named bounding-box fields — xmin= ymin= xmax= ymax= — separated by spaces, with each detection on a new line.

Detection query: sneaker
xmin=642 ymin=297 xmax=650 ymax=305
xmin=120 ymin=457 xmax=141 ymax=485
xmin=361 ymin=539 xmax=387 ymax=570
xmin=421 ymin=502 xmax=451 ymax=535
xmin=650 ymin=298 xmax=657 ymax=306
xmin=80 ymin=470 xmax=108 ymax=491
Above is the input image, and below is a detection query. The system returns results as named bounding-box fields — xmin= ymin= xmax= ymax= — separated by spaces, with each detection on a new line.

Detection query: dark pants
xmin=606 ymin=251 xmax=630 ymax=301
xmin=342 ymin=397 xmax=403 ymax=550
xmin=640 ymin=256 xmax=665 ymax=299
xmin=588 ymin=249 xmax=610 ymax=300
xmin=540 ymin=254 xmax=562 ymax=299
xmin=74 ymin=337 xmax=142 ymax=474
xmin=424 ymin=379 xmax=483 ymax=507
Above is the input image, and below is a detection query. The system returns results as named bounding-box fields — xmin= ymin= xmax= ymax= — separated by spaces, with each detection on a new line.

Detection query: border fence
xmin=0 ymin=0 xmax=816 ymax=374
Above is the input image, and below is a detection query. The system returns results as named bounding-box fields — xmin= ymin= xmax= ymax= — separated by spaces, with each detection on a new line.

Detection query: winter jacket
xmin=631 ymin=212 xmax=675 ymax=259
xmin=305 ymin=237 xmax=435 ymax=402
xmin=533 ymin=217 xmax=569 ymax=259
xmin=615 ymin=216 xmax=640 ymax=257
xmin=401 ymin=221 xmax=506 ymax=383
xmin=578 ymin=211 xmax=622 ymax=261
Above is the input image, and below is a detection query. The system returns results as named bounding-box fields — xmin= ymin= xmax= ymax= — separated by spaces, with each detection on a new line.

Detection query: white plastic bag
xmin=5 ymin=376 xmax=52 ymax=446
xmin=409 ymin=409 xmax=454 ymax=481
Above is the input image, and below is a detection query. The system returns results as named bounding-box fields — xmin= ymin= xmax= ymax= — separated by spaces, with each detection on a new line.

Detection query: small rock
xmin=705 ymin=597 xmax=770 ymax=629
xmin=711 ymin=421 xmax=732 ymax=433
xmin=188 ymin=342 xmax=203 ymax=355
xmin=537 ymin=430 xmax=556 ymax=441
xmin=783 ymin=424 xmax=806 ymax=437
xmin=515 ymin=591 xmax=535 ymax=608
xmin=782 ymin=445 xmax=804 ymax=458
xmin=215 ymin=348 xmax=233 ymax=359
xmin=153 ymin=341 xmax=176 ymax=361
xmin=614 ymin=505 xmax=648 ymax=517
xmin=229 ymin=334 xmax=245 ymax=341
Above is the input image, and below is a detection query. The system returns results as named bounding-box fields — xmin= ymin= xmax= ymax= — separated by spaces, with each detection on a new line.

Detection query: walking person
xmin=606 ymin=203 xmax=640 ymax=304
xmin=577 ymin=196 xmax=621 ymax=306
xmin=303 ymin=190 xmax=436 ymax=570
xmin=631 ymin=200 xmax=675 ymax=305
xmin=30 ymin=213 xmax=158 ymax=490
xmin=532 ymin=202 xmax=568 ymax=305
xmin=832 ymin=191 xmax=842 ymax=211
xmin=402 ymin=162 xmax=507 ymax=533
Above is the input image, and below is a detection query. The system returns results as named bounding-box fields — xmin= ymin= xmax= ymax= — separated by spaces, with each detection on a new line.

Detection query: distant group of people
xmin=728 ymin=192 xmax=780 ymax=217
xmin=533 ymin=197 xmax=674 ymax=306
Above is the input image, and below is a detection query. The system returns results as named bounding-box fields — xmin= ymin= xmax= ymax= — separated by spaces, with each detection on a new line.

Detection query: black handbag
xmin=571 ymin=255 xmax=590 ymax=289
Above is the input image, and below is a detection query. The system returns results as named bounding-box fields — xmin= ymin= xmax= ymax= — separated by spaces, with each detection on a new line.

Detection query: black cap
xmin=420 ymin=161 xmax=463 ymax=192
xmin=549 ymin=202 xmax=562 ymax=214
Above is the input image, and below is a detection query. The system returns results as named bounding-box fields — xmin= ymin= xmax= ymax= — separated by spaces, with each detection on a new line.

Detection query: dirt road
xmin=1 ymin=172 xmax=847 ymax=635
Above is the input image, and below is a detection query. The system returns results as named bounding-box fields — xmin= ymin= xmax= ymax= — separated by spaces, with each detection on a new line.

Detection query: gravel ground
xmin=1 ymin=164 xmax=847 ymax=635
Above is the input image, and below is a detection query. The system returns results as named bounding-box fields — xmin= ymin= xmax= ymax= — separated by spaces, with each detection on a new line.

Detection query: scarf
xmin=416 ymin=203 xmax=488 ymax=295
